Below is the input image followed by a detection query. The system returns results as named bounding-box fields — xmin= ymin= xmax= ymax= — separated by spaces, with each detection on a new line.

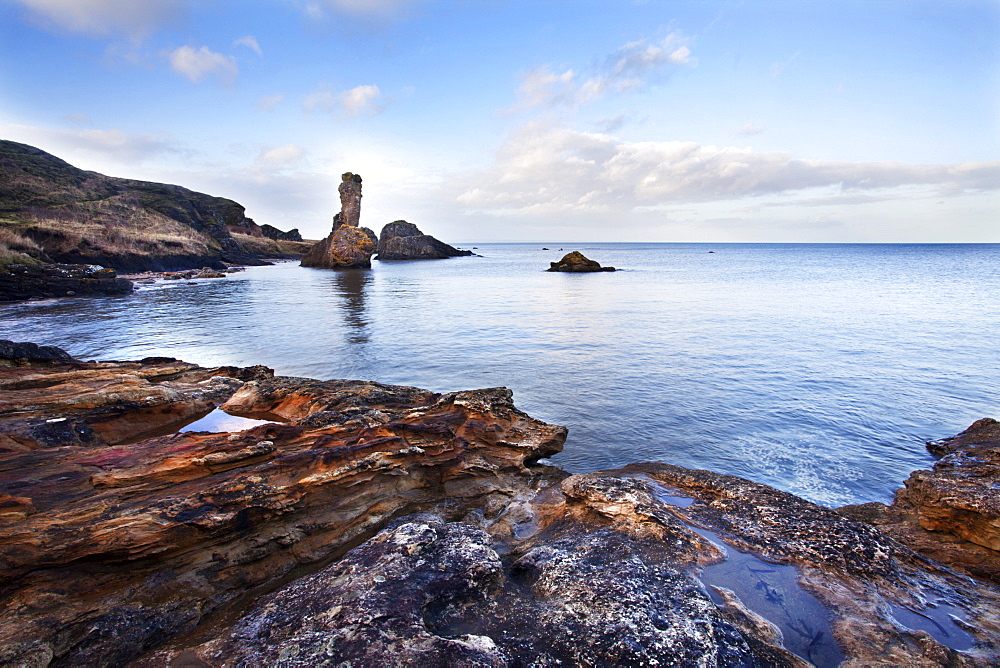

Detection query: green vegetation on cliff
xmin=0 ymin=140 xmax=309 ymax=271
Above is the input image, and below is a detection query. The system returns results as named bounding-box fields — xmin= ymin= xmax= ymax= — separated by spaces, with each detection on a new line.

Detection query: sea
xmin=2 ymin=243 xmax=997 ymax=508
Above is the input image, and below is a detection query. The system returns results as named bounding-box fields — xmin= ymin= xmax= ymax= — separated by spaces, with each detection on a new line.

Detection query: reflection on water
xmin=890 ymin=602 xmax=975 ymax=651
xmin=2 ymin=245 xmax=998 ymax=507
xmin=645 ymin=477 xmax=845 ymax=666
xmin=328 ymin=269 xmax=370 ymax=344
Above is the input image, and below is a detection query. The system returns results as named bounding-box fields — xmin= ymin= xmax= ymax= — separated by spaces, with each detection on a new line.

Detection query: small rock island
xmin=300 ymin=173 xmax=379 ymax=269
xmin=375 ymin=220 xmax=473 ymax=261
xmin=547 ymin=250 xmax=616 ymax=272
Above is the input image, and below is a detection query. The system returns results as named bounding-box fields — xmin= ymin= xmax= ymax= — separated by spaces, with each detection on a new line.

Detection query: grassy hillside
xmin=0 ymin=140 xmax=309 ymax=270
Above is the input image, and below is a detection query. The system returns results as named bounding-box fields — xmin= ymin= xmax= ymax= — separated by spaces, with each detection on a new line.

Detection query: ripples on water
xmin=3 ymin=243 xmax=997 ymax=507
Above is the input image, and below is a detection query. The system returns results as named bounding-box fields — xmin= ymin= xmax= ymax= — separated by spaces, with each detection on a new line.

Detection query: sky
xmin=1 ymin=0 xmax=998 ymax=243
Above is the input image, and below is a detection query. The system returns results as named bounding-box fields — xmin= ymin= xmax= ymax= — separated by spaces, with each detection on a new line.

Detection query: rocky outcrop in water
xmin=547 ymin=250 xmax=616 ymax=272
xmin=301 ymin=173 xmax=378 ymax=269
xmin=0 ymin=263 xmax=133 ymax=301
xmin=375 ymin=220 xmax=473 ymax=261
xmin=2 ymin=347 xmax=999 ymax=666
xmin=840 ymin=417 xmax=1000 ymax=585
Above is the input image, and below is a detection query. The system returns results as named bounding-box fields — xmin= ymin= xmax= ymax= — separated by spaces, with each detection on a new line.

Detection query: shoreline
xmin=1 ymin=342 xmax=998 ymax=665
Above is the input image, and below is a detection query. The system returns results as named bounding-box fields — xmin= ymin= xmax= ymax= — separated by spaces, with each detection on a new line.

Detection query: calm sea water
xmin=2 ymin=243 xmax=997 ymax=507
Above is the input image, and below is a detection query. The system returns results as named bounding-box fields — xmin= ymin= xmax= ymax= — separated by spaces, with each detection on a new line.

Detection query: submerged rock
xmin=2 ymin=349 xmax=999 ymax=666
xmin=0 ymin=263 xmax=133 ymax=301
xmin=547 ymin=250 xmax=616 ymax=272
xmin=301 ymin=173 xmax=378 ymax=269
xmin=375 ymin=220 xmax=473 ymax=260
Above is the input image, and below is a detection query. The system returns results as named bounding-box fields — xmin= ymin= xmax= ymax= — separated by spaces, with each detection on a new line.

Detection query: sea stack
xmin=375 ymin=221 xmax=473 ymax=261
xmin=547 ymin=250 xmax=616 ymax=272
xmin=301 ymin=173 xmax=378 ymax=269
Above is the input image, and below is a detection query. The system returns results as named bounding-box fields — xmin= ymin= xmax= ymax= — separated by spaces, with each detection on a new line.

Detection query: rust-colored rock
xmin=0 ymin=351 xmax=566 ymax=665
xmin=3 ymin=348 xmax=1000 ymax=666
xmin=840 ymin=417 xmax=1000 ymax=585
xmin=300 ymin=172 xmax=378 ymax=269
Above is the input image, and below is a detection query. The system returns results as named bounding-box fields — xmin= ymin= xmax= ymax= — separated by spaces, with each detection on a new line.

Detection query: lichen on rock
xmin=301 ymin=172 xmax=378 ymax=269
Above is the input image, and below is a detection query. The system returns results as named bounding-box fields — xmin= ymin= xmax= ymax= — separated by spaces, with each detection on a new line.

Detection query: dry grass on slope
xmin=2 ymin=192 xmax=220 ymax=263
xmin=0 ymin=226 xmax=44 ymax=265
xmin=230 ymin=232 xmax=314 ymax=258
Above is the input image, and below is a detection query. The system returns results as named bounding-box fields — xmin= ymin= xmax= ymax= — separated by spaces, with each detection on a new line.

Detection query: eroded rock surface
xmin=301 ymin=173 xmax=378 ymax=269
xmin=189 ymin=464 xmax=1000 ymax=667
xmin=375 ymin=220 xmax=473 ymax=261
xmin=3 ymin=349 xmax=999 ymax=667
xmin=840 ymin=418 xmax=1000 ymax=585
xmin=547 ymin=250 xmax=616 ymax=272
xmin=0 ymin=351 xmax=565 ymax=666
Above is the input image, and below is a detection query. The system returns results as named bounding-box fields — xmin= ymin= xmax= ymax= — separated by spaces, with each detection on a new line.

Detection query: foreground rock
xmin=301 ymin=173 xmax=378 ymax=269
xmin=0 ymin=348 xmax=565 ymax=665
xmin=547 ymin=250 xmax=616 ymax=272
xmin=2 ymin=347 xmax=999 ymax=666
xmin=375 ymin=220 xmax=473 ymax=260
xmin=0 ymin=262 xmax=133 ymax=301
xmin=840 ymin=417 xmax=1000 ymax=585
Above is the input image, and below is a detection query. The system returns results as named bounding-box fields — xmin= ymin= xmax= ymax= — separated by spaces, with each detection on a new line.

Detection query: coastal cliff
xmin=1 ymin=344 xmax=998 ymax=666
xmin=0 ymin=140 xmax=308 ymax=274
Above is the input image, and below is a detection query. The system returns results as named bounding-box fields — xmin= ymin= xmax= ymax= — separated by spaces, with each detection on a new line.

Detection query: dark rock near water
xmin=0 ymin=263 xmax=133 ymax=301
xmin=2 ymin=352 xmax=999 ymax=666
xmin=0 ymin=340 xmax=78 ymax=363
xmin=301 ymin=173 xmax=378 ymax=269
xmin=547 ymin=250 xmax=616 ymax=272
xmin=376 ymin=220 xmax=473 ymax=260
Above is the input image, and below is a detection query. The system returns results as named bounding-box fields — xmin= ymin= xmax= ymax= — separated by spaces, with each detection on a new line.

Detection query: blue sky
xmin=1 ymin=0 xmax=997 ymax=242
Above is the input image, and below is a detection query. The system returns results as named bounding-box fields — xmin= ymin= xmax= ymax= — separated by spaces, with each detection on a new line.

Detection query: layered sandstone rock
xmin=375 ymin=220 xmax=473 ymax=261
xmin=3 ymin=348 xmax=999 ymax=666
xmin=840 ymin=417 xmax=1000 ymax=585
xmin=0 ymin=350 xmax=565 ymax=665
xmin=547 ymin=250 xmax=616 ymax=272
xmin=301 ymin=173 xmax=377 ymax=269
xmin=0 ymin=263 xmax=134 ymax=301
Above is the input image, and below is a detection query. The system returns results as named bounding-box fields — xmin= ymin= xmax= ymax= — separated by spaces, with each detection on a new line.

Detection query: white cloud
xmin=513 ymin=32 xmax=693 ymax=110
xmin=256 ymin=93 xmax=285 ymax=112
xmin=0 ymin=123 xmax=179 ymax=168
xmin=305 ymin=0 xmax=425 ymax=18
xmin=303 ymin=84 xmax=384 ymax=118
xmin=167 ymin=45 xmax=238 ymax=84
xmin=770 ymin=50 xmax=801 ymax=78
xmin=233 ymin=35 xmax=262 ymax=56
xmin=736 ymin=123 xmax=765 ymax=136
xmin=254 ymin=144 xmax=304 ymax=172
xmin=340 ymin=84 xmax=383 ymax=117
xmin=11 ymin=0 xmax=183 ymax=40
xmin=455 ymin=123 xmax=1000 ymax=216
